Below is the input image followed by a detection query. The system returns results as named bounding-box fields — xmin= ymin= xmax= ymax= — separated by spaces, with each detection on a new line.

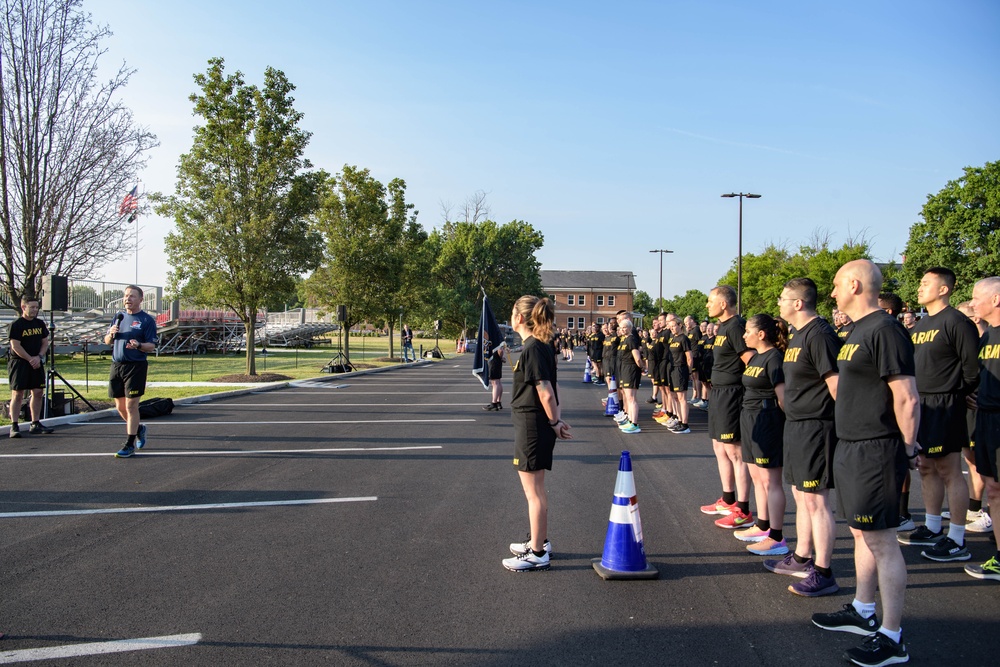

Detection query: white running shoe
xmin=666 ymin=417 xmax=680 ymax=428
xmin=503 ymin=550 xmax=550 ymax=572
xmin=509 ymin=537 xmax=552 ymax=556
xmin=966 ymin=509 xmax=994 ymax=533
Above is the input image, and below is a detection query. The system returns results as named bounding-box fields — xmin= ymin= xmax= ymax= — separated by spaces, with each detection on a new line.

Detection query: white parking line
xmin=0 ymin=496 xmax=377 ymax=518
xmin=0 ymin=445 xmax=443 ymax=459
xmin=0 ymin=633 xmax=201 ymax=663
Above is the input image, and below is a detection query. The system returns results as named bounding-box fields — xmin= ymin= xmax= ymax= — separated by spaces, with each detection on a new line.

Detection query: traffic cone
xmin=607 ymin=374 xmax=617 ymax=391
xmin=583 ymin=359 xmax=592 ymax=383
xmin=604 ymin=386 xmax=620 ymax=416
xmin=592 ymin=451 xmax=658 ymax=580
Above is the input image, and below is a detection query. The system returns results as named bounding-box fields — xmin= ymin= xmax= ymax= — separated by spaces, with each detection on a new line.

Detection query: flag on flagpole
xmin=473 ymin=294 xmax=504 ymax=389
xmin=119 ymin=185 xmax=139 ymax=219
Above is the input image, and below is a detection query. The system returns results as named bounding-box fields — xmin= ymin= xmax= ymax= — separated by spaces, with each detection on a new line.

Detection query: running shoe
xmin=617 ymin=419 xmax=634 ymax=430
xmin=620 ymin=423 xmax=641 ymax=434
xmin=509 ymin=537 xmax=552 ymax=557
xmin=789 ymin=569 xmax=840 ymax=597
xmin=502 ymin=550 xmax=550 ymax=572
xmin=896 ymin=516 xmax=916 ymax=532
xmin=651 ymin=410 xmax=665 ymax=418
xmin=921 ymin=537 xmax=971 ymax=562
xmin=28 ymin=422 xmax=54 ymax=434
xmin=115 ymin=443 xmax=135 ymax=458
xmin=763 ymin=552 xmax=813 ymax=578
xmin=614 ymin=411 xmax=629 ymax=424
xmin=646 ymin=397 xmax=658 ymax=404
xmin=8 ymin=424 xmax=20 ymax=439
xmin=965 ymin=555 xmax=1000 ymax=581
xmin=734 ymin=525 xmax=769 ymax=542
xmin=966 ymin=509 xmax=994 ymax=533
xmin=843 ymin=632 xmax=909 ymax=666
xmin=715 ymin=508 xmax=753 ymax=529
xmin=668 ymin=422 xmax=691 ymax=434
xmin=812 ymin=604 xmax=880 ymax=636
xmin=654 ymin=414 xmax=671 ymax=424
xmin=897 ymin=525 xmax=944 ymax=546
xmin=747 ymin=537 xmax=789 ymax=556
xmin=699 ymin=498 xmax=737 ymax=516
xmin=666 ymin=417 xmax=680 ymax=429
xmin=136 ymin=423 xmax=148 ymax=448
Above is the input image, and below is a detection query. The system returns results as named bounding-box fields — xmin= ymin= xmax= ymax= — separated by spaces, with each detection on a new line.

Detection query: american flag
xmin=118 ymin=185 xmax=139 ymax=218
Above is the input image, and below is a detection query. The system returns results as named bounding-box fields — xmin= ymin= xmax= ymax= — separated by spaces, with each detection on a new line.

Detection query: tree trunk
xmin=245 ymin=311 xmax=257 ymax=376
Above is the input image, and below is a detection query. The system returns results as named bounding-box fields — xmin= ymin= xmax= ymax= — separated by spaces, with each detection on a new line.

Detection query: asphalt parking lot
xmin=1 ymin=357 xmax=998 ymax=665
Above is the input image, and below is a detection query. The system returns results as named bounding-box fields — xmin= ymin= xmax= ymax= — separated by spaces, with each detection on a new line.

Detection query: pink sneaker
xmin=700 ymin=497 xmax=737 ymax=515
xmin=734 ymin=525 xmax=769 ymax=542
xmin=715 ymin=508 xmax=753 ymax=529
xmin=747 ymin=537 xmax=789 ymax=556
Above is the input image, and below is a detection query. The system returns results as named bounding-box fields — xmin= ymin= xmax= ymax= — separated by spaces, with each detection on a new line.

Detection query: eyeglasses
xmin=777 ymin=297 xmax=800 ymax=304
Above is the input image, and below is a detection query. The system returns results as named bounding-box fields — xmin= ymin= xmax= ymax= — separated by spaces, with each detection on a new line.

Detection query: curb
xmin=3 ymin=359 xmax=435 ymax=435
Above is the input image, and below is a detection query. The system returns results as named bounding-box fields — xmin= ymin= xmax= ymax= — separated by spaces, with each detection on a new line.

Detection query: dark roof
xmin=540 ymin=270 xmax=635 ymax=290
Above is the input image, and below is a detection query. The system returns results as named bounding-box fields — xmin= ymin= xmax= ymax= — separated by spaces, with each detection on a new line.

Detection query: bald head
xmin=833 ymin=259 xmax=883 ymax=318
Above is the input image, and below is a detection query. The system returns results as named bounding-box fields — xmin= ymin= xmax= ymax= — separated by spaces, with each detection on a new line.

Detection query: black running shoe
xmin=843 ymin=631 xmax=909 ymax=666
xmin=897 ymin=525 xmax=944 ymax=546
xmin=8 ymin=424 xmax=20 ymax=438
xmin=812 ymin=604 xmax=879 ymax=636
xmin=29 ymin=422 xmax=54 ymax=434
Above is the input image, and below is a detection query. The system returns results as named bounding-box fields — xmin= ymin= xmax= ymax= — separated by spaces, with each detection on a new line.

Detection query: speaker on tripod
xmin=41 ymin=275 xmax=68 ymax=312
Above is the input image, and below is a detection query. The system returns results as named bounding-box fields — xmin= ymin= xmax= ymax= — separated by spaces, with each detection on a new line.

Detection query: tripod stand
xmin=322 ymin=322 xmax=354 ymax=373
xmin=45 ymin=311 xmax=97 ymax=418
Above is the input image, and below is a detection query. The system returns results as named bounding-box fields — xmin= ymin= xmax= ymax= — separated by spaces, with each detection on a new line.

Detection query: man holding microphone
xmin=104 ymin=285 xmax=157 ymax=458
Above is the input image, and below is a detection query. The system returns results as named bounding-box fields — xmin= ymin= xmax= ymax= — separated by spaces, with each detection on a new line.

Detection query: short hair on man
xmin=878 ymin=292 xmax=903 ymax=316
xmin=711 ymin=285 xmax=737 ymax=308
xmin=125 ymin=284 xmax=144 ymax=299
xmin=783 ymin=277 xmax=818 ymax=311
xmin=20 ymin=294 xmax=40 ymax=306
xmin=924 ymin=266 xmax=957 ymax=293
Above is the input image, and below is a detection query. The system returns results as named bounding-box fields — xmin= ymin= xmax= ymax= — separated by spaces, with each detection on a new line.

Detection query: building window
xmin=567 ymin=318 xmax=574 ymax=329
xmin=567 ymin=294 xmax=575 ymax=306
xmin=597 ymin=295 xmax=605 ymax=307
xmin=578 ymin=295 xmax=586 ymax=306
xmin=608 ymin=295 xmax=616 ymax=307
xmin=578 ymin=317 xmax=585 ymax=329
xmin=597 ymin=317 xmax=605 ymax=325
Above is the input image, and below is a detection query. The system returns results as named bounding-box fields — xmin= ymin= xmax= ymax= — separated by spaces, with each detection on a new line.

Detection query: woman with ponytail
xmin=734 ymin=314 xmax=790 ymax=557
xmin=503 ymin=296 xmax=573 ymax=572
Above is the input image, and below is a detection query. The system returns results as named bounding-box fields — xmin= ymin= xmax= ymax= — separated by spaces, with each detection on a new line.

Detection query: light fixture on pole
xmin=721 ymin=192 xmax=761 ymax=315
xmin=649 ymin=249 xmax=674 ymax=309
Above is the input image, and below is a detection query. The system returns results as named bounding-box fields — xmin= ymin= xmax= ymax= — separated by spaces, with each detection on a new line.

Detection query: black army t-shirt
xmin=783 ymin=317 xmax=841 ymax=422
xmin=712 ymin=316 xmax=748 ymax=386
xmin=618 ymin=329 xmax=643 ymax=371
xmin=835 ymin=310 xmax=915 ymax=442
xmin=669 ymin=332 xmax=692 ymax=371
xmin=978 ymin=326 xmax=1000 ymax=412
xmin=9 ymin=317 xmax=49 ymax=357
xmin=742 ymin=348 xmax=784 ymax=409
xmin=910 ymin=305 xmax=980 ymax=395
xmin=511 ymin=336 xmax=558 ymax=412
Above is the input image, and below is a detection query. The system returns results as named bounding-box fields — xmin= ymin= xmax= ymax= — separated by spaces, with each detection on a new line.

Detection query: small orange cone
xmin=592 ymin=451 xmax=658 ymax=580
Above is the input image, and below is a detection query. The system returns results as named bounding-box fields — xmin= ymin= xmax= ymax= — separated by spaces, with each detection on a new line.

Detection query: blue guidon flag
xmin=473 ymin=294 xmax=504 ymax=389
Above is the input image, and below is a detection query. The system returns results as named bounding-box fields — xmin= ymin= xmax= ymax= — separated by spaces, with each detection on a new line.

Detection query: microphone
xmin=114 ymin=312 xmax=124 ymax=327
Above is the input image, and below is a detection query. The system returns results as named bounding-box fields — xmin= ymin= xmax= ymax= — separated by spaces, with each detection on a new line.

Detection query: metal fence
xmin=68 ymin=280 xmax=162 ymax=313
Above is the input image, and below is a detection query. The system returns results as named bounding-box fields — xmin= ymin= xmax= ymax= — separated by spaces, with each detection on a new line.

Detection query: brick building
xmin=539 ymin=270 xmax=636 ymax=332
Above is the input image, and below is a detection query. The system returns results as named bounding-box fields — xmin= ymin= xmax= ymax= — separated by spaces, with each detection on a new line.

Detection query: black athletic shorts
xmin=917 ymin=393 xmax=968 ymax=458
xmin=8 ymin=357 xmax=45 ymax=391
xmin=974 ymin=410 xmax=1000 ymax=483
xmin=741 ymin=405 xmax=784 ymax=468
xmin=619 ymin=363 xmax=642 ymax=390
xmin=708 ymin=385 xmax=743 ymax=443
xmin=488 ymin=356 xmax=503 ymax=380
xmin=834 ymin=437 xmax=907 ymax=531
xmin=512 ymin=410 xmax=555 ymax=472
xmin=670 ymin=367 xmax=689 ymax=393
xmin=108 ymin=361 xmax=148 ymax=399
xmin=783 ymin=419 xmax=837 ymax=492
xmin=968 ymin=407 xmax=976 ymax=450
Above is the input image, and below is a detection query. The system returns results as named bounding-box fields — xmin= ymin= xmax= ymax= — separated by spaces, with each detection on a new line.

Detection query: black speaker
xmin=434 ymin=319 xmax=441 ymax=331
xmin=336 ymin=305 xmax=347 ymax=322
xmin=41 ymin=275 xmax=68 ymax=311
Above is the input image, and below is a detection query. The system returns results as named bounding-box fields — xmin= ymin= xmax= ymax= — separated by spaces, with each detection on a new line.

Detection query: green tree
xmin=632 ymin=290 xmax=655 ymax=321
xmin=156 ymin=58 xmax=323 ymax=375
xmin=431 ymin=219 xmax=544 ymax=333
xmin=658 ymin=289 xmax=709 ymax=321
xmin=900 ymin=160 xmax=1000 ymax=303
xmin=0 ymin=0 xmax=157 ymax=308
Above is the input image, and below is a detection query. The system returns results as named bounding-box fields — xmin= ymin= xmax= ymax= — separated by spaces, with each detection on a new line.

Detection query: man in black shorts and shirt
xmin=700 ymin=286 xmax=754 ymax=526
xmin=666 ymin=317 xmax=693 ymax=434
xmin=7 ymin=295 xmax=55 ymax=437
xmin=764 ymin=278 xmax=841 ymax=597
xmin=898 ymin=268 xmax=980 ymax=562
xmin=812 ymin=260 xmax=919 ymax=667
xmin=588 ymin=323 xmax=605 ymax=384
xmin=966 ymin=276 xmax=1000 ymax=581
xmin=104 ymin=285 xmax=158 ymax=458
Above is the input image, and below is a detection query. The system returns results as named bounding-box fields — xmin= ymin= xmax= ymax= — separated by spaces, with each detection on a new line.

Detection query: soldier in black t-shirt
xmin=954 ymin=300 xmax=992 ymax=534
xmin=766 ymin=278 xmax=842 ymax=597
xmin=834 ymin=309 xmax=855 ymax=342
xmin=966 ymin=277 xmax=1000 ymax=582
xmin=588 ymin=323 xmax=605 ymax=384
xmin=666 ymin=318 xmax=693 ymax=434
xmin=900 ymin=268 xmax=981 ymax=563
xmin=811 ymin=260 xmax=918 ymax=665
xmin=685 ymin=316 xmax=703 ymax=404
xmin=615 ymin=320 xmax=644 ymax=433
xmin=699 ymin=286 xmax=755 ymax=529
xmin=7 ymin=296 xmax=55 ymax=437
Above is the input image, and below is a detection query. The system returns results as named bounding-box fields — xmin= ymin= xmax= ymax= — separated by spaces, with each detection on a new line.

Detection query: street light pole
xmin=649 ymin=249 xmax=674 ymax=310
xmin=721 ymin=192 xmax=761 ymax=315
xmin=621 ymin=273 xmax=635 ymax=315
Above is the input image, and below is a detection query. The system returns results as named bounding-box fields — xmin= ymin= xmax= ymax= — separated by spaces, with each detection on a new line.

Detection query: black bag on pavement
xmin=138 ymin=397 xmax=174 ymax=418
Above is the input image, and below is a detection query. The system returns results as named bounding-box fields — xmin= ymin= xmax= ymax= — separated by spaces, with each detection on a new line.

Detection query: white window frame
xmin=597 ymin=295 xmax=605 ymax=307
xmin=608 ymin=295 xmax=616 ymax=307
xmin=567 ymin=294 xmax=575 ymax=306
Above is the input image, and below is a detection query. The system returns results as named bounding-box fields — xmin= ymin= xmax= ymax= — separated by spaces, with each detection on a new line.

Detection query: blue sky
xmin=88 ymin=0 xmax=1000 ymax=302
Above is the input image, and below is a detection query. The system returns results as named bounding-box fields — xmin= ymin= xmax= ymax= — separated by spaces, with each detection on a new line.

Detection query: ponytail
xmin=512 ymin=295 xmax=556 ymax=342
xmin=747 ymin=314 xmax=789 ymax=352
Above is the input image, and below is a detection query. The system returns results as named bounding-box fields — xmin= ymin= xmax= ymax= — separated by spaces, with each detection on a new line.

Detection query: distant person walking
xmin=402 ymin=324 xmax=415 ymax=362
xmin=503 ymin=296 xmax=572 ymax=572
xmin=483 ymin=344 xmax=507 ymax=411
xmin=105 ymin=286 xmax=158 ymax=459
xmin=7 ymin=295 xmax=55 ymax=438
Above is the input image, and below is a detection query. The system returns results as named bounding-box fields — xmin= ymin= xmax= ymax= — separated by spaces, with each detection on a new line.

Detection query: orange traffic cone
xmin=592 ymin=451 xmax=658 ymax=580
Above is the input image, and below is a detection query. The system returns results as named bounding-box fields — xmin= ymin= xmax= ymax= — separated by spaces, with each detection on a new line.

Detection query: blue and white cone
xmin=607 ymin=374 xmax=617 ymax=392
xmin=592 ymin=451 xmax=658 ymax=579
xmin=604 ymin=388 xmax=620 ymax=416
xmin=584 ymin=359 xmax=592 ymax=383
